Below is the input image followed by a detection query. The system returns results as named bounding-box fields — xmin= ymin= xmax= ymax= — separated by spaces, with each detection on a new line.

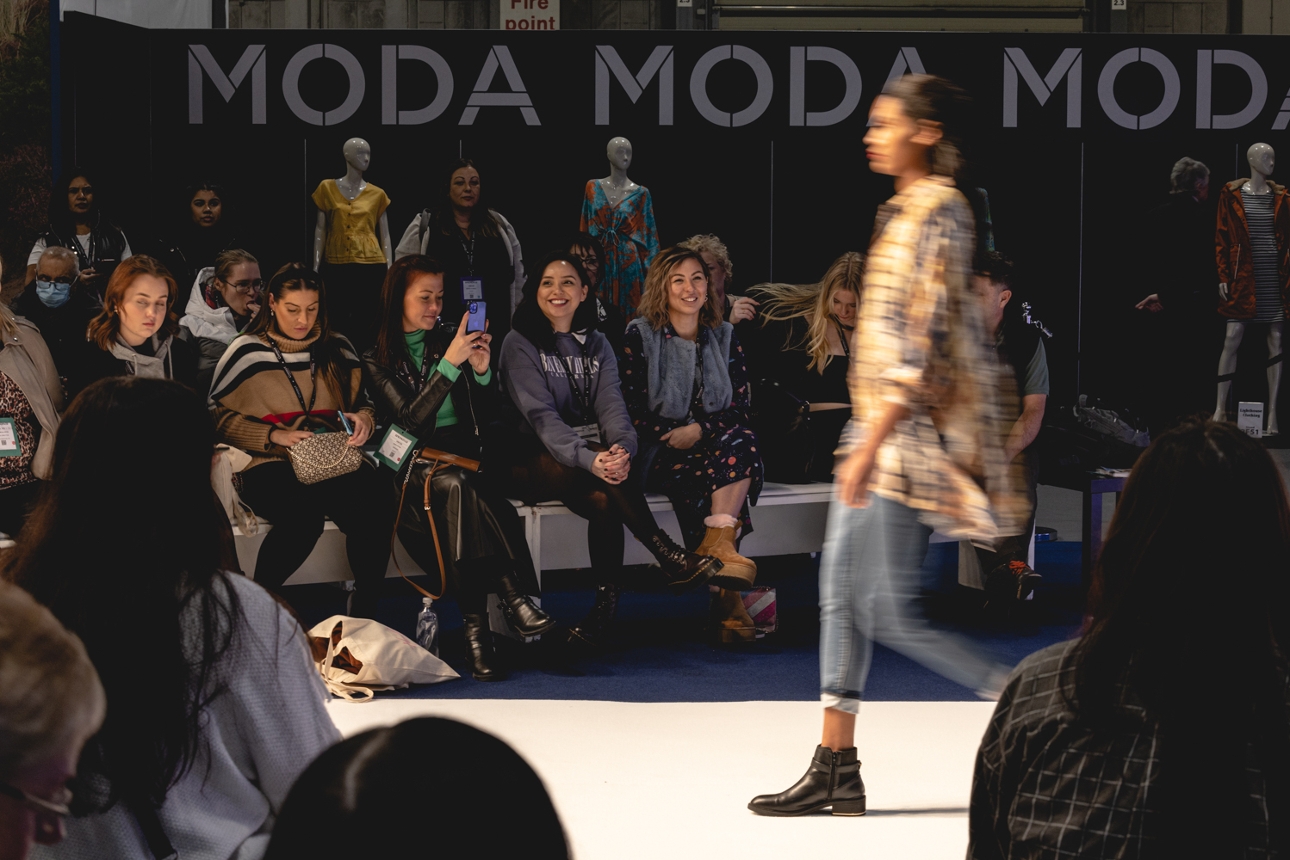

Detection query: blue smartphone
xmin=336 ymin=410 xmax=354 ymax=435
xmin=466 ymin=300 xmax=487 ymax=333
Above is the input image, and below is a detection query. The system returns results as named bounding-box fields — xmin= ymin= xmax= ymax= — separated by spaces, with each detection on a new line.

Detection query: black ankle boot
xmin=568 ymin=585 xmax=620 ymax=649
xmin=461 ymin=613 xmax=506 ymax=681
xmin=647 ymin=531 xmax=723 ymax=594
xmin=748 ymin=745 xmax=866 ymax=817
xmin=497 ymin=572 xmax=557 ymax=637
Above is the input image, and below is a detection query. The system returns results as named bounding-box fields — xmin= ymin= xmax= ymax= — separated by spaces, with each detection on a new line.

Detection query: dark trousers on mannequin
xmin=506 ymin=439 xmax=662 ymax=586
xmin=238 ymin=460 xmax=394 ymax=617
xmin=321 ymin=262 xmax=387 ymax=355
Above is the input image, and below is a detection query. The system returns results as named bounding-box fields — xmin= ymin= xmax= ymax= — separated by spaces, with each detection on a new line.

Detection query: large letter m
xmin=189 ymin=44 xmax=266 ymax=125
xmin=595 ymin=45 xmax=673 ymax=126
xmin=1003 ymin=47 xmax=1081 ymax=128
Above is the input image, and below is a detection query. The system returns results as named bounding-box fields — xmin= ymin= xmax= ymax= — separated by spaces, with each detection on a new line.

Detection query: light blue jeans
xmin=818 ymin=494 xmax=1006 ymax=714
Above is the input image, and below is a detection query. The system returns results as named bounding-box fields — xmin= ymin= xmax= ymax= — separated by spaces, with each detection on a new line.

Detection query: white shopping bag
xmin=309 ymin=615 xmax=459 ymax=702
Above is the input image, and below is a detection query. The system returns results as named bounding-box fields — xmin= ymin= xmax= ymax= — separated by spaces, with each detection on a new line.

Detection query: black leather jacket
xmin=362 ymin=324 xmax=497 ymax=460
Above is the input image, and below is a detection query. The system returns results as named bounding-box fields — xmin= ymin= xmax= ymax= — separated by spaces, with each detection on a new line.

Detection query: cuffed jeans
xmin=819 ymin=494 xmax=1007 ymax=713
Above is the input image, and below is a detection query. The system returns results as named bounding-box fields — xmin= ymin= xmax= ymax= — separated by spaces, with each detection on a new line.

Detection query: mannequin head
xmin=866 ymin=75 xmax=969 ymax=187
xmin=343 ymin=138 xmax=371 ymax=173
xmin=1247 ymin=143 xmax=1275 ymax=180
xmin=90 ymin=256 xmax=178 ymax=350
xmin=606 ymin=137 xmax=633 ymax=173
xmin=679 ymin=234 xmax=733 ymax=309
xmin=187 ymin=182 xmax=224 ymax=228
xmin=1169 ymin=158 xmax=1209 ymax=201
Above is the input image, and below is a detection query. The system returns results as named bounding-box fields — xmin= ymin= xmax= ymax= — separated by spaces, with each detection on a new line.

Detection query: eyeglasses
xmin=222 ymin=279 xmax=263 ymax=295
xmin=0 ymin=780 xmax=71 ymax=842
xmin=37 ymin=274 xmax=77 ymax=285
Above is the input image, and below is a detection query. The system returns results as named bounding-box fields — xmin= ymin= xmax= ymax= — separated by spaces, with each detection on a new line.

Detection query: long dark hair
xmin=3 ymin=377 xmax=243 ymax=811
xmin=264 ymin=718 xmax=568 ymax=859
xmin=436 ymin=158 xmax=500 ymax=239
xmin=47 ymin=166 xmax=111 ymax=237
xmin=881 ymin=74 xmax=971 ymax=183
xmin=510 ymin=251 xmax=596 ymax=352
xmin=372 ymin=254 xmax=446 ymax=369
xmin=1072 ymin=418 xmax=1290 ymax=853
xmin=243 ymin=262 xmax=356 ymax=410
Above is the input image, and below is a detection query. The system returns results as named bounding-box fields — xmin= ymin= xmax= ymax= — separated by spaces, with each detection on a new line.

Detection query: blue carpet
xmin=292 ymin=542 xmax=1085 ymax=703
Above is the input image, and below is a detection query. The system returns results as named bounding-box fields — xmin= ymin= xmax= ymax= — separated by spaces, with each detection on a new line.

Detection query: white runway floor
xmin=327 ymin=698 xmax=994 ymax=859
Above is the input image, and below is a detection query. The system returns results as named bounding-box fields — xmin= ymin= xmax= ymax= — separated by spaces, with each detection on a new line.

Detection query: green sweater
xmin=404 ymin=329 xmax=492 ymax=429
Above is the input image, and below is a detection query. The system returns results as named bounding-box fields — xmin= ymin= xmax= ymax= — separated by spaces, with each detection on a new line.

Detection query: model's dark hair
xmin=243 ymin=263 xmax=357 ymax=410
xmin=436 ymin=158 xmax=500 ymax=239
xmin=373 ymin=254 xmax=446 ymax=368
xmin=3 ymin=377 xmax=243 ymax=812
xmin=511 ymin=251 xmax=597 ymax=352
xmin=86 ymin=255 xmax=180 ymax=351
xmin=264 ymin=718 xmax=569 ymax=859
xmin=1071 ymin=418 xmax=1290 ymax=854
xmin=48 ymin=166 xmax=111 ymax=237
xmin=881 ymin=74 xmax=971 ymax=183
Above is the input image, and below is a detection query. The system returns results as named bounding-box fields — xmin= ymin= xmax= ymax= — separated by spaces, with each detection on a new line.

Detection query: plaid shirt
xmin=970 ymin=640 xmax=1281 ymax=859
xmin=845 ymin=176 xmax=1022 ymax=541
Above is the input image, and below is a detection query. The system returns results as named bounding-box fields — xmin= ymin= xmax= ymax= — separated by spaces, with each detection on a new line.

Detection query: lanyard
xmin=267 ymin=339 xmax=318 ymax=426
xmin=686 ymin=332 xmax=706 ymax=422
xmin=458 ymin=229 xmax=476 ymax=276
xmin=553 ymin=341 xmax=592 ymax=423
xmin=831 ymin=316 xmax=852 ymax=360
xmin=402 ymin=347 xmax=432 ymax=392
xmin=63 ymin=229 xmax=96 ymax=271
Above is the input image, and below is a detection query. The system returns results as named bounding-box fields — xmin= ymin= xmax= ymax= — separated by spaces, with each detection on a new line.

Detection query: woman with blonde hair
xmin=747 ymin=252 xmax=864 ymax=482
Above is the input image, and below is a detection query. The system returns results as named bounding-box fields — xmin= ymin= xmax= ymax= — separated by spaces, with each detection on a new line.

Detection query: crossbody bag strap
xmin=389 ymin=448 xmax=479 ymax=601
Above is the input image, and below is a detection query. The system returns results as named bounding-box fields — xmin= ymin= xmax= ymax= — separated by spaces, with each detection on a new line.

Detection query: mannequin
xmin=579 ymin=136 xmax=659 ymax=320
xmin=312 ymin=138 xmax=393 ymax=352
xmin=1214 ymin=143 xmax=1289 ymax=435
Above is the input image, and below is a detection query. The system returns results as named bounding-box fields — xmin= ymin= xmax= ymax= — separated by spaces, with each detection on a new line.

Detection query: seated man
xmin=13 ymin=246 xmax=101 ymax=384
xmin=973 ymin=252 xmax=1047 ymax=607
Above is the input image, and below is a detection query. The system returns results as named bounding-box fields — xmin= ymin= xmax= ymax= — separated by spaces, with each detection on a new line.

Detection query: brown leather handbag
xmin=391 ymin=447 xmax=481 ymax=599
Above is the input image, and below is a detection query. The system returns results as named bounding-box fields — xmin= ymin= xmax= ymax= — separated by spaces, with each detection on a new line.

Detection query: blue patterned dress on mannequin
xmin=579 ymin=180 xmax=659 ymax=321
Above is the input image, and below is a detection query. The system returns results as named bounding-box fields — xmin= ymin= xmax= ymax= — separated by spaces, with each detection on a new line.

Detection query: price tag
xmin=1237 ymin=401 xmax=1264 ymax=438
xmin=0 ymin=418 xmax=20 ymax=457
xmin=375 ymin=423 xmax=418 ymax=470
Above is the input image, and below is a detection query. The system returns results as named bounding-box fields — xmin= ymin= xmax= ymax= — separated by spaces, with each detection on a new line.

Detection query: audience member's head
xmin=264 ymin=718 xmax=568 ymax=859
xmin=32 ymin=248 xmax=80 ymax=310
xmin=48 ymin=169 xmax=101 ymax=230
xmin=567 ymin=232 xmax=605 ymax=292
xmin=678 ymin=233 xmax=734 ymax=308
xmin=373 ymin=254 xmax=447 ymax=367
xmin=1169 ymin=156 xmax=1210 ymax=200
xmin=86 ymin=255 xmax=178 ymax=350
xmin=750 ymin=251 xmax=864 ymax=373
xmin=974 ymin=250 xmax=1015 ymax=335
xmin=637 ymin=246 xmax=723 ymax=331
xmin=185 ymin=180 xmax=224 ymax=228
xmin=512 ymin=251 xmax=595 ymax=351
xmin=1075 ymin=418 xmax=1290 ymax=852
xmin=5 ymin=377 xmax=241 ymax=815
xmin=0 ymin=581 xmax=104 ymax=858
xmin=204 ymin=249 xmax=261 ymax=321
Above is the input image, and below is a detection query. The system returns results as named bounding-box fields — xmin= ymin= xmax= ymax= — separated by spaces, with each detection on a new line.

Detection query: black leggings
xmin=239 ymin=460 xmax=395 ymax=615
xmin=507 ymin=444 xmax=662 ymax=585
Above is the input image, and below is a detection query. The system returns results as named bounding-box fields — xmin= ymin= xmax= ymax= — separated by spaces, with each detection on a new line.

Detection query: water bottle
xmin=415 ymin=597 xmax=440 ymax=656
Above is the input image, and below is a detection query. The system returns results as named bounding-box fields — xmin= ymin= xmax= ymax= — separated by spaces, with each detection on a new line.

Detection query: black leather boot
xmin=568 ymin=585 xmax=620 ymax=649
xmin=748 ymin=745 xmax=866 ymax=817
xmin=461 ymin=613 xmax=506 ymax=681
xmin=496 ymin=571 xmax=557 ymax=637
xmin=647 ymin=531 xmax=723 ymax=594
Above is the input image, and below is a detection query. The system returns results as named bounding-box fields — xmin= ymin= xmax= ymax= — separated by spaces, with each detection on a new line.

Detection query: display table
xmin=1040 ymin=469 xmax=1127 ymax=587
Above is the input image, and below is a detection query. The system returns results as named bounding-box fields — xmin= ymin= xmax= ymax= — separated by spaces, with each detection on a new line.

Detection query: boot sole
xmin=506 ymin=614 xmax=560 ymax=638
xmin=709 ymin=565 xmax=757 ymax=590
xmin=666 ymin=555 xmax=724 ymax=594
xmin=747 ymin=797 xmax=866 ymax=817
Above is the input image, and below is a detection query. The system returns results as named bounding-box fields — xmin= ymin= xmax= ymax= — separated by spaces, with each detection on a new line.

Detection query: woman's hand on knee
xmin=660 ymin=423 xmax=702 ymax=450
xmin=591 ymin=448 xmax=630 ymax=484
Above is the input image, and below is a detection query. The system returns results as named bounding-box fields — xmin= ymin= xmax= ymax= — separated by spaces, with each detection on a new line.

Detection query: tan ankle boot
xmin=711 ymin=588 xmax=757 ymax=644
xmin=698 ymin=526 xmax=757 ymax=588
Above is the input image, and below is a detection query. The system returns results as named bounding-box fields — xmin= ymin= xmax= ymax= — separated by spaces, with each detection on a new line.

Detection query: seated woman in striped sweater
xmin=208 ymin=263 xmax=394 ymax=617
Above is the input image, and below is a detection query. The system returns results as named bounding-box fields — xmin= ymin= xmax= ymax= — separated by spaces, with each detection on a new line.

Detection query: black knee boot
xmin=568 ymin=585 xmax=620 ymax=649
xmin=461 ymin=613 xmax=506 ymax=681
xmin=748 ymin=745 xmax=866 ymax=816
xmin=497 ymin=569 xmax=557 ymax=637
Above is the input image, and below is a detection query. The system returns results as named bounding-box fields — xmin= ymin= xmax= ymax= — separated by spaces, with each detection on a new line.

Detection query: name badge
xmin=375 ymin=423 xmax=418 ymax=470
xmin=461 ymin=278 xmax=484 ymax=302
xmin=571 ymin=423 xmax=602 ymax=444
xmin=0 ymin=418 xmax=19 ymax=457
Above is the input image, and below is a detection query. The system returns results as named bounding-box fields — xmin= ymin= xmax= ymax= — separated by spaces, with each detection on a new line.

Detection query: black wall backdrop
xmin=59 ymin=13 xmax=1290 ymax=417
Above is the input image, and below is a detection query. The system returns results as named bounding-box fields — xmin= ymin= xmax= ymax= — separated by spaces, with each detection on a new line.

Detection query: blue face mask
xmin=35 ymin=280 xmax=73 ymax=308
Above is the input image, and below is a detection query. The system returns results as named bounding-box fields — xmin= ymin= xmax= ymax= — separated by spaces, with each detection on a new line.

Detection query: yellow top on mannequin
xmin=311 ymin=179 xmax=390 ymax=265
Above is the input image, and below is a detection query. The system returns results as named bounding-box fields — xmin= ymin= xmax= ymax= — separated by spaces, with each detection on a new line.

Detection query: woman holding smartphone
xmin=364 ymin=256 xmax=554 ymax=681
xmin=499 ymin=251 xmax=727 ymax=649
xmin=209 ymin=263 xmax=394 ymax=618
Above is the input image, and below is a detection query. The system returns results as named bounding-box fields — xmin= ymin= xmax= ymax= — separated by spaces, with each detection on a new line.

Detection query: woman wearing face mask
xmin=179 ymin=249 xmax=262 ymax=394
xmin=0 ymin=285 xmax=63 ymax=538
xmin=69 ymin=256 xmax=196 ymax=398
xmin=208 ymin=264 xmax=393 ymax=618
xmin=13 ymin=247 xmax=100 ymax=380
xmin=745 ymin=252 xmax=865 ymax=482
xmin=363 ymin=255 xmax=554 ymax=680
